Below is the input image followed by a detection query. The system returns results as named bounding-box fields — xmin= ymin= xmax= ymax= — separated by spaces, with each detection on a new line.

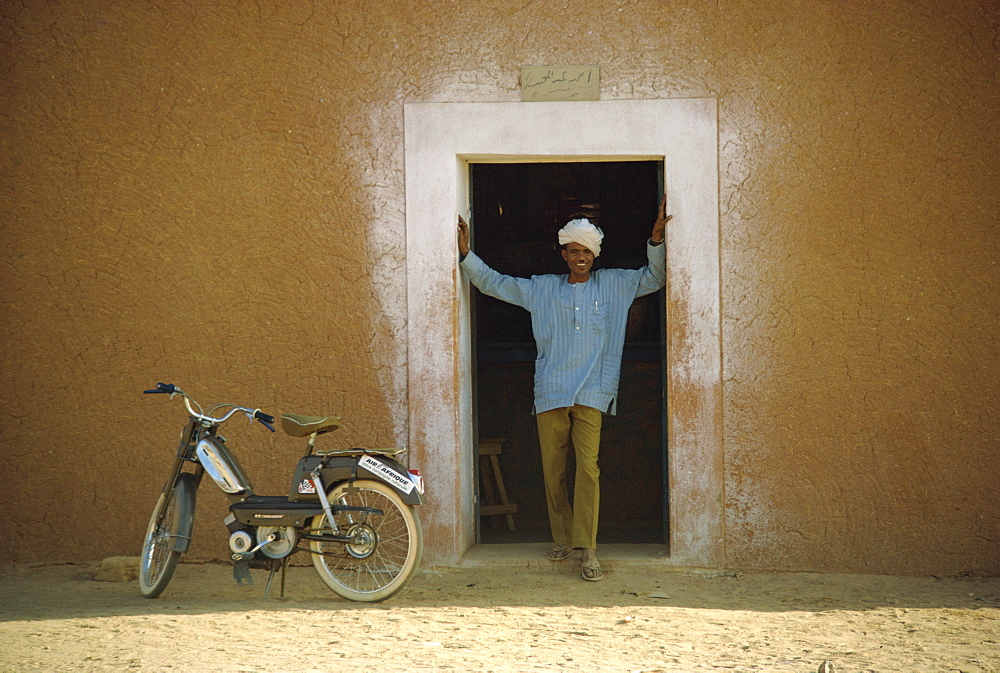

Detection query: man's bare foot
xmin=546 ymin=545 xmax=578 ymax=562
xmin=581 ymin=548 xmax=603 ymax=581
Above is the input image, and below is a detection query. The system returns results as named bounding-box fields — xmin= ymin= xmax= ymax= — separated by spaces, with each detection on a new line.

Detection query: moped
xmin=139 ymin=383 xmax=424 ymax=602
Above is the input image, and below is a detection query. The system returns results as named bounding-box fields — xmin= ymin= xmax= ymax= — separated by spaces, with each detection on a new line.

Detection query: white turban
xmin=558 ymin=218 xmax=605 ymax=257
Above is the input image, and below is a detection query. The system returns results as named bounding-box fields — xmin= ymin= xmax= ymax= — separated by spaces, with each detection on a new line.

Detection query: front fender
xmin=171 ymin=473 xmax=198 ymax=553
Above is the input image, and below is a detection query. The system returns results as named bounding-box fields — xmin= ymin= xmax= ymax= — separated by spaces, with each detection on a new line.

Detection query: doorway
xmin=470 ymin=160 xmax=667 ymax=547
xmin=403 ymin=99 xmax=722 ymax=567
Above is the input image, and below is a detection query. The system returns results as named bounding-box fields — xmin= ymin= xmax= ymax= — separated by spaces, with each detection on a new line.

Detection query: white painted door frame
xmin=404 ymin=99 xmax=722 ymax=568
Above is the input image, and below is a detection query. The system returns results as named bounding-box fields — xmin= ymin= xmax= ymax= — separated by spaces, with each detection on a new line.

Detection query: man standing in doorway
xmin=457 ymin=197 xmax=671 ymax=581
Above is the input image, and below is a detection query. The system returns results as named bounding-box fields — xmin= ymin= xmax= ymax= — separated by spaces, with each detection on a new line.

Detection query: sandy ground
xmin=0 ymin=557 xmax=997 ymax=672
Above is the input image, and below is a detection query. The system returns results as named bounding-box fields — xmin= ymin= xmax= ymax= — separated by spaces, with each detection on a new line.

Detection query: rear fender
xmin=292 ymin=454 xmax=426 ymax=506
xmin=353 ymin=454 xmax=425 ymax=505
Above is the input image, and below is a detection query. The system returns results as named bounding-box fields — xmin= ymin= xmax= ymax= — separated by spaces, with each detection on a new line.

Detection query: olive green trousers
xmin=535 ymin=404 xmax=603 ymax=550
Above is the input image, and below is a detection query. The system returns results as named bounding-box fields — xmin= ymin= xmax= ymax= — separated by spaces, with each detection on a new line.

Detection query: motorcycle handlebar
xmin=142 ymin=383 xmax=276 ymax=432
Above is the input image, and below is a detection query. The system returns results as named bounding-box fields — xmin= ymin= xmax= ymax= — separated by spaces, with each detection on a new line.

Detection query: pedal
xmin=233 ymin=561 xmax=253 ymax=585
xmin=231 ymin=553 xmax=254 ymax=586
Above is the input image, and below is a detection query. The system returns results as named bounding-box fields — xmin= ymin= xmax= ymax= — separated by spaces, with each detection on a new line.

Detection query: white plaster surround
xmin=404 ymin=99 xmax=722 ymax=567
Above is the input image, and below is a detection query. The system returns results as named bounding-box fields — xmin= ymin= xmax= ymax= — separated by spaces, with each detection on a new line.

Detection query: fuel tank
xmin=195 ymin=436 xmax=253 ymax=494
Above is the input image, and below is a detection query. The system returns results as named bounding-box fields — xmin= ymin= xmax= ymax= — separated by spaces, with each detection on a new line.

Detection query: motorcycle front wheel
xmin=139 ymin=473 xmax=193 ymax=598
xmin=309 ymin=479 xmax=423 ymax=602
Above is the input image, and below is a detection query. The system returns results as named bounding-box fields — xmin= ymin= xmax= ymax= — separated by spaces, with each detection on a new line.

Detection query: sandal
xmin=546 ymin=545 xmax=577 ymax=561
xmin=581 ymin=560 xmax=604 ymax=582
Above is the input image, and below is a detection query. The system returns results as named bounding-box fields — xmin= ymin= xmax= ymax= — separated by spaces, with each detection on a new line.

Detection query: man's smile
xmin=562 ymin=243 xmax=596 ymax=282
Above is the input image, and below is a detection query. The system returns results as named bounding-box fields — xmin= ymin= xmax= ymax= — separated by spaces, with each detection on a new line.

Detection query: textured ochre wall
xmin=1 ymin=1 xmax=997 ymax=575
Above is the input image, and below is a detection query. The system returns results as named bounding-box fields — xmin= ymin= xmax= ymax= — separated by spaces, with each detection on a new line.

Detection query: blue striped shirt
xmin=460 ymin=242 xmax=666 ymax=415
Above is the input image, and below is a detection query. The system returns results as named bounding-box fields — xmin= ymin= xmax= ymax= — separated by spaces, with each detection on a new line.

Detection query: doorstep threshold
xmin=459 ymin=543 xmax=672 ymax=569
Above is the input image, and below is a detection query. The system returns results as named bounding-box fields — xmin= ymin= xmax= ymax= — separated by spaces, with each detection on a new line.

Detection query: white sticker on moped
xmin=359 ymin=455 xmax=415 ymax=494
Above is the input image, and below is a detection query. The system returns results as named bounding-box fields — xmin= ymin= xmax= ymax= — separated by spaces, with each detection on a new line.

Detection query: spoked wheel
xmin=309 ymin=479 xmax=422 ymax=602
xmin=139 ymin=473 xmax=193 ymax=598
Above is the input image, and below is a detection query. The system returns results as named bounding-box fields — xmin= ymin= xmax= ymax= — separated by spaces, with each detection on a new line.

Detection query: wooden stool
xmin=478 ymin=437 xmax=517 ymax=532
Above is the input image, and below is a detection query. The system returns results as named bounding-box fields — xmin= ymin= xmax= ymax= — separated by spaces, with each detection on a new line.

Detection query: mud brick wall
xmin=1 ymin=1 xmax=996 ymax=575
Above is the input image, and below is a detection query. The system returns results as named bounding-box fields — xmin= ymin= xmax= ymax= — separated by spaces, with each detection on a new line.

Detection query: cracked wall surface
xmin=1 ymin=0 xmax=997 ymax=575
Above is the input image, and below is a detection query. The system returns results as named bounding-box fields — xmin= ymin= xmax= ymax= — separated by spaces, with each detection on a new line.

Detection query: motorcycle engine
xmin=255 ymin=526 xmax=297 ymax=559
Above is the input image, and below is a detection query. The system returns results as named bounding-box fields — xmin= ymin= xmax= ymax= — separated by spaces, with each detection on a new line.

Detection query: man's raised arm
xmin=457 ymin=214 xmax=471 ymax=258
xmin=650 ymin=194 xmax=672 ymax=245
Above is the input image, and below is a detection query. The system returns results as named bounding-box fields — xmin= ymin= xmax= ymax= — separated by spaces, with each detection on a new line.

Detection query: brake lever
xmin=249 ymin=409 xmax=277 ymax=433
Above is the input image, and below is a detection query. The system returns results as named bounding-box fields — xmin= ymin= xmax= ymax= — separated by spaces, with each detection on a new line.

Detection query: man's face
xmin=562 ymin=242 xmax=595 ymax=281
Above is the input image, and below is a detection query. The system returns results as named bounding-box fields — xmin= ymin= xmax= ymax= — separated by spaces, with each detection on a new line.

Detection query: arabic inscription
xmin=521 ymin=65 xmax=600 ymax=102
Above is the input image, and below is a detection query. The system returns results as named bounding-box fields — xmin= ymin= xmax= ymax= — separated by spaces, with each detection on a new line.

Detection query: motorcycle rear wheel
xmin=309 ymin=479 xmax=422 ymax=602
xmin=139 ymin=473 xmax=192 ymax=598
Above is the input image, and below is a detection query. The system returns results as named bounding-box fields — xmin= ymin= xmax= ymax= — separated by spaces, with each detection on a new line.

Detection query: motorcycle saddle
xmin=280 ymin=413 xmax=342 ymax=437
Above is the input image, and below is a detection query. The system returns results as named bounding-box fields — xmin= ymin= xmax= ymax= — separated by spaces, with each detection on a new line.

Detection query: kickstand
xmin=280 ymin=556 xmax=287 ymax=597
xmin=263 ymin=557 xmax=289 ymax=600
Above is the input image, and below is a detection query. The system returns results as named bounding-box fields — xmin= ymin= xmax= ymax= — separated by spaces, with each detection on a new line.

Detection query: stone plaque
xmin=520 ymin=65 xmax=600 ymax=102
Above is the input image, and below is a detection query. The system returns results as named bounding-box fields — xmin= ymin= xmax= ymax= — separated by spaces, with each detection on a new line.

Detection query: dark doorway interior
xmin=470 ymin=161 xmax=667 ymax=546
